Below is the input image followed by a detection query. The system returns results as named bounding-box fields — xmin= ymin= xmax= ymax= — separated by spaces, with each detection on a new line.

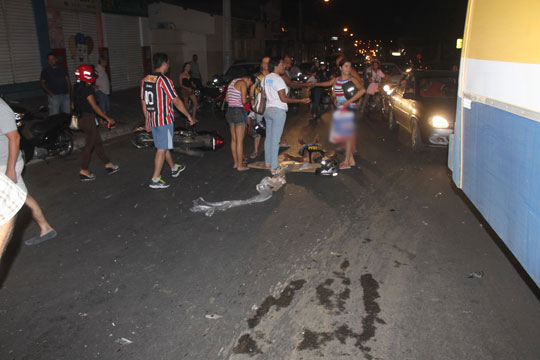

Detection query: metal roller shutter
xmin=103 ymin=14 xmax=143 ymax=90
xmin=61 ymin=10 xmax=98 ymax=83
xmin=0 ymin=0 xmax=41 ymax=85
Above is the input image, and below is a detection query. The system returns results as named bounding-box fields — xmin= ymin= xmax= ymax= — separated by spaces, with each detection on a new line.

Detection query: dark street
xmin=1 ymin=105 xmax=539 ymax=360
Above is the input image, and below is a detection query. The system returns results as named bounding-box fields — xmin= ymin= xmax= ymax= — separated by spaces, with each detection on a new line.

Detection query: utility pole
xmin=223 ymin=0 xmax=232 ymax=71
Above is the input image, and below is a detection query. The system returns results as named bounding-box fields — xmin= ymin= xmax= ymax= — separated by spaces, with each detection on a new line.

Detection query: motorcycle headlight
xmin=430 ymin=115 xmax=449 ymax=128
xmin=383 ymin=85 xmax=392 ymax=94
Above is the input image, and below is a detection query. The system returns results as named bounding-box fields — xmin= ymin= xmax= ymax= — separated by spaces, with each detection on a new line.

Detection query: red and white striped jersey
xmin=140 ymin=73 xmax=178 ymax=127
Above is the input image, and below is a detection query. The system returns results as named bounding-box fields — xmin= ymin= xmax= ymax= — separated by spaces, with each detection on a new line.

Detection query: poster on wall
xmin=68 ymin=33 xmax=94 ymax=64
xmin=47 ymin=8 xmax=65 ymax=49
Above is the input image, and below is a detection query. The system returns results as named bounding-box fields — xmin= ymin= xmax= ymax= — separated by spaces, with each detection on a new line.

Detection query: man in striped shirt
xmin=140 ymin=53 xmax=195 ymax=189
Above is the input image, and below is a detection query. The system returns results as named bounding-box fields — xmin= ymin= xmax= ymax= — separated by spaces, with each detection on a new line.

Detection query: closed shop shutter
xmin=103 ymin=14 xmax=143 ymax=91
xmin=0 ymin=0 xmax=41 ymax=85
xmin=61 ymin=10 xmax=98 ymax=83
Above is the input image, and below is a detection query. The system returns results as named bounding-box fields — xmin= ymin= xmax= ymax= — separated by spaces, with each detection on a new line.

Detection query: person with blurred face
xmin=249 ymin=56 xmax=270 ymax=158
xmin=332 ymin=58 xmax=365 ymax=169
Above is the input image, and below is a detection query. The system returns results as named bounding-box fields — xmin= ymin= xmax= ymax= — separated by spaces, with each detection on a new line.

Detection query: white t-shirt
xmin=95 ymin=64 xmax=110 ymax=95
xmin=264 ymin=73 xmax=288 ymax=111
xmin=0 ymin=98 xmax=21 ymax=164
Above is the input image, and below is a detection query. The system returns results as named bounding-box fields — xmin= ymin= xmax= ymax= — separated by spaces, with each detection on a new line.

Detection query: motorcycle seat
xmin=30 ymin=113 xmax=69 ymax=134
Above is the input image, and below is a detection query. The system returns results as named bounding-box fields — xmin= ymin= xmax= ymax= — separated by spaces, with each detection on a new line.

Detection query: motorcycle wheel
xmin=55 ymin=131 xmax=74 ymax=158
xmin=131 ymin=132 xmax=152 ymax=149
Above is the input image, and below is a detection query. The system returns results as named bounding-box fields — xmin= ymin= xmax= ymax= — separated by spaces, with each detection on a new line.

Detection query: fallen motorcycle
xmin=11 ymin=103 xmax=73 ymax=163
xmin=130 ymin=122 xmax=224 ymax=157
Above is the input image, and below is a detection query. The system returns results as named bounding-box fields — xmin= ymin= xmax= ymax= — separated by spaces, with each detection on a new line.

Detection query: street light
xmin=343 ymin=27 xmax=348 ymax=32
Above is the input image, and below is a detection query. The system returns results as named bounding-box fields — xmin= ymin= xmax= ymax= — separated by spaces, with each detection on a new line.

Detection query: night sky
xmin=154 ymin=0 xmax=469 ymax=42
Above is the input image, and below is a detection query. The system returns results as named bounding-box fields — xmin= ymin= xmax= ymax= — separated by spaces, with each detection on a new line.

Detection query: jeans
xmin=48 ymin=94 xmax=70 ymax=116
xmin=264 ymin=107 xmax=287 ymax=170
xmin=95 ymin=90 xmax=110 ymax=114
xmin=311 ymin=87 xmax=323 ymax=115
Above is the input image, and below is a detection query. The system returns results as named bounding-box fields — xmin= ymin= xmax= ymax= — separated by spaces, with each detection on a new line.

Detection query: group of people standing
xmin=223 ymin=54 xmax=381 ymax=172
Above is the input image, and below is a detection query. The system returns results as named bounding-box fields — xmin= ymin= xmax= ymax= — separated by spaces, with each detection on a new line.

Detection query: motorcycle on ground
xmin=130 ymin=116 xmax=225 ymax=157
xmin=11 ymin=104 xmax=74 ymax=162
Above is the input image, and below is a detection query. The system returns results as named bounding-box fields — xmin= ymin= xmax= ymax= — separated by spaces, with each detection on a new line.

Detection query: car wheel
xmin=411 ymin=119 xmax=424 ymax=152
xmin=388 ymin=110 xmax=398 ymax=132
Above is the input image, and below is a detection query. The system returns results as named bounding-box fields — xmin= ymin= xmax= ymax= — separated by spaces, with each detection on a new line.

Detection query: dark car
xmin=386 ymin=70 xmax=458 ymax=151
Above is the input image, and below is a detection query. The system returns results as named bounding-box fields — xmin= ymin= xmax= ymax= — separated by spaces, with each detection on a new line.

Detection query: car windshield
xmin=417 ymin=76 xmax=457 ymax=98
xmin=225 ymin=64 xmax=258 ymax=78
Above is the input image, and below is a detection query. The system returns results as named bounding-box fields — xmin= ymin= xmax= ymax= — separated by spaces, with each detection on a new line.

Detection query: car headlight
xmin=431 ymin=115 xmax=449 ymax=128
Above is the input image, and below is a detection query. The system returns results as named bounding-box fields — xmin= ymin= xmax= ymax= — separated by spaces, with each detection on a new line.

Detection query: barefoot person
xmin=264 ymin=57 xmax=311 ymax=175
xmin=141 ymin=53 xmax=194 ymax=189
xmin=226 ymin=75 xmax=253 ymax=171
xmin=0 ymin=98 xmax=56 ymax=245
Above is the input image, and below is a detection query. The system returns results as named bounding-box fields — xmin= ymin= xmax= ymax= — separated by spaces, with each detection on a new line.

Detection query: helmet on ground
xmin=75 ymin=64 xmax=96 ymax=84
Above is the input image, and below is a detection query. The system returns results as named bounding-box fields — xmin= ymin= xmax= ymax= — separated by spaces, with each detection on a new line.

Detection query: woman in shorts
xmin=225 ymin=75 xmax=253 ymax=171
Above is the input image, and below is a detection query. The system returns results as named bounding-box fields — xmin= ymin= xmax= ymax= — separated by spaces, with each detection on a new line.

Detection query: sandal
xmin=270 ymin=167 xmax=282 ymax=175
xmin=105 ymin=165 xmax=120 ymax=175
xmin=80 ymin=173 xmax=96 ymax=181
xmin=249 ymin=151 xmax=258 ymax=159
xmin=339 ymin=163 xmax=351 ymax=170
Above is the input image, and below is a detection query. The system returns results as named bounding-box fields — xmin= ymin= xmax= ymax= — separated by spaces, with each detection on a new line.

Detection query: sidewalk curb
xmin=72 ymin=123 xmax=134 ymax=151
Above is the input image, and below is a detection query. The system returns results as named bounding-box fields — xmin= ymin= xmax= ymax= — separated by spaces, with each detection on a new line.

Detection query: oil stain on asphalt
xmin=232 ymin=260 xmax=385 ymax=358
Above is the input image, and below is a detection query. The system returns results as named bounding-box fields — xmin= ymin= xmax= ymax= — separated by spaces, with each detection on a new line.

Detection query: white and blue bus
xmin=449 ymin=0 xmax=540 ymax=286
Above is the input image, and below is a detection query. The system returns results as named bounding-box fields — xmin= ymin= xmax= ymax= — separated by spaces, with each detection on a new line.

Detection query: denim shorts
xmin=226 ymin=107 xmax=246 ymax=126
xmin=152 ymin=124 xmax=174 ymax=150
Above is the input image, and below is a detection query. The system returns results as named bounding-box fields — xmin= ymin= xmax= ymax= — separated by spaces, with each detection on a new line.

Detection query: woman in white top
xmin=264 ymin=57 xmax=311 ymax=174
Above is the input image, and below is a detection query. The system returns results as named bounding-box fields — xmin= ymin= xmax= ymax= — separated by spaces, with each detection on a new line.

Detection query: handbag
xmin=69 ymin=114 xmax=80 ymax=130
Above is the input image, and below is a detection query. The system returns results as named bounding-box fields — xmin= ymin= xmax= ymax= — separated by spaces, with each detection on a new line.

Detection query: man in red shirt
xmin=141 ymin=53 xmax=195 ymax=189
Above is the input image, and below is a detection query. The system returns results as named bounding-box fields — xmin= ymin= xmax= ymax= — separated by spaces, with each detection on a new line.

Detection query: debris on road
xmin=115 ymin=337 xmax=132 ymax=345
xmin=330 ymin=251 xmax=342 ymax=257
xmin=205 ymin=314 xmax=223 ymax=320
xmin=190 ymin=168 xmax=290 ymax=216
xmin=468 ymin=271 xmax=484 ymax=279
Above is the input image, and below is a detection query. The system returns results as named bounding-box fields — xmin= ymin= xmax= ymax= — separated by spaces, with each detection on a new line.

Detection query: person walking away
xmin=40 ymin=52 xmax=71 ymax=116
xmin=0 ymin=172 xmax=27 ymax=259
xmin=332 ymin=58 xmax=365 ymax=169
xmin=0 ymin=97 xmax=56 ymax=245
xmin=264 ymin=57 xmax=311 ymax=175
xmin=179 ymin=63 xmax=198 ymax=120
xmin=189 ymin=54 xmax=203 ymax=90
xmin=226 ymin=75 xmax=252 ymax=171
xmin=95 ymin=57 xmax=111 ymax=124
xmin=73 ymin=65 xmax=119 ymax=181
xmin=249 ymin=56 xmax=270 ymax=158
xmin=141 ymin=53 xmax=195 ymax=189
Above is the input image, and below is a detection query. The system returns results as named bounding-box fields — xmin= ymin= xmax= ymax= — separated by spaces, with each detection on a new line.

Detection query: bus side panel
xmin=462 ymin=101 xmax=540 ymax=285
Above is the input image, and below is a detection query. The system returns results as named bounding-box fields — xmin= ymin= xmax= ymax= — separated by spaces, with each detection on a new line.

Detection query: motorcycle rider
xmin=361 ymin=59 xmax=385 ymax=114
xmin=73 ymin=64 xmax=119 ymax=181
xmin=0 ymin=97 xmax=57 ymax=245
xmin=141 ymin=53 xmax=194 ymax=189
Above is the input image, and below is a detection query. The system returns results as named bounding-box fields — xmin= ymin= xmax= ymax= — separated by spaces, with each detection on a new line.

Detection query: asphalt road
xmin=1 ymin=104 xmax=539 ymax=360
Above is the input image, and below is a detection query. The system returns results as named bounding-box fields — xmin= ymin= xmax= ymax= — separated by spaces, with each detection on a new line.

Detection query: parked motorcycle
xmin=11 ymin=104 xmax=73 ymax=162
xmin=130 ymin=121 xmax=224 ymax=157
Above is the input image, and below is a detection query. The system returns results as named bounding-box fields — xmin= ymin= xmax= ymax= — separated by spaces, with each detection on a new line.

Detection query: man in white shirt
xmin=95 ymin=57 xmax=111 ymax=117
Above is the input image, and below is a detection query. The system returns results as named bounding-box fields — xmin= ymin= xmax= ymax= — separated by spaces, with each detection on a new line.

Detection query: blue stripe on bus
xmin=460 ymin=101 xmax=540 ymax=286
